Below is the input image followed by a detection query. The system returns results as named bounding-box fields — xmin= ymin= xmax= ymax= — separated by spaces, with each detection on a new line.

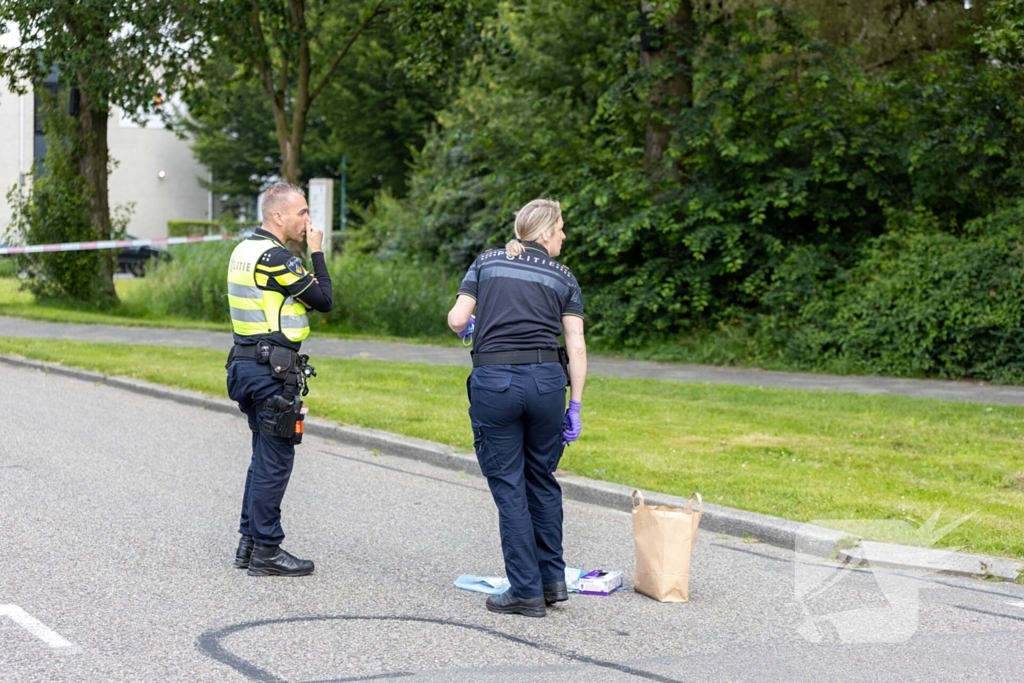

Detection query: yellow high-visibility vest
xmin=227 ymin=236 xmax=310 ymax=342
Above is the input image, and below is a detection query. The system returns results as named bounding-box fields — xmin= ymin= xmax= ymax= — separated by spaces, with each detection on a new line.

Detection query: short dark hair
xmin=261 ymin=182 xmax=304 ymax=219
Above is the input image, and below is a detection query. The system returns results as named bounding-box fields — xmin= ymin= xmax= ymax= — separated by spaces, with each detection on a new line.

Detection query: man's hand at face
xmin=306 ymin=224 xmax=324 ymax=252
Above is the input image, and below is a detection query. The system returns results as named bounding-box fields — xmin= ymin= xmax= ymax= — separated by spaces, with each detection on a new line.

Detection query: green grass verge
xmin=0 ymin=278 xmax=226 ymax=331
xmin=2 ymin=337 xmax=1023 ymax=560
xmin=0 ymin=277 xmax=452 ymax=345
xmin=0 ymin=278 xmax=829 ymax=367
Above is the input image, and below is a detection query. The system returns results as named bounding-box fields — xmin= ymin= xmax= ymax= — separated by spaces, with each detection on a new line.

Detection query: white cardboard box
xmin=578 ymin=569 xmax=623 ymax=596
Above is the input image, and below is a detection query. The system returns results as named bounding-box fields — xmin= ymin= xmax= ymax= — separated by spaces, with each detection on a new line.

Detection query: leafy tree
xmin=181 ymin=27 xmax=455 ymax=218
xmin=698 ymin=1 xmax=988 ymax=69
xmin=385 ymin=0 xmax=635 ymax=266
xmin=364 ymin=2 xmax=1024 ymax=346
xmin=641 ymin=1 xmax=695 ymax=169
xmin=0 ymin=0 xmax=192 ymax=304
xmin=189 ymin=0 xmax=470 ymax=186
xmin=177 ymin=60 xmax=278 ymax=218
xmin=4 ymin=97 xmax=121 ymax=303
xmin=977 ymin=0 xmax=1024 ymax=64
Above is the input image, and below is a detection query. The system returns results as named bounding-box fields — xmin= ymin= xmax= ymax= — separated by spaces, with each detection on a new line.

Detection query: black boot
xmin=543 ymin=581 xmax=568 ymax=606
xmin=234 ymin=535 xmax=254 ymax=569
xmin=247 ymin=544 xmax=315 ymax=577
xmin=486 ymin=591 xmax=545 ymax=617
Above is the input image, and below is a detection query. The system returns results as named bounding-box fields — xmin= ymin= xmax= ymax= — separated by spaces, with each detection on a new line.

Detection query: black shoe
xmin=543 ymin=581 xmax=568 ymax=606
xmin=234 ymin=535 xmax=254 ymax=569
xmin=486 ymin=591 xmax=545 ymax=617
xmin=247 ymin=544 xmax=315 ymax=577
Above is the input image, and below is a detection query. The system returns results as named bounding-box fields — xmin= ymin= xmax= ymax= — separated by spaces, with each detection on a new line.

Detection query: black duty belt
xmin=227 ymin=342 xmax=299 ymax=367
xmin=228 ymin=344 xmax=264 ymax=362
xmin=471 ymin=349 xmax=561 ymax=367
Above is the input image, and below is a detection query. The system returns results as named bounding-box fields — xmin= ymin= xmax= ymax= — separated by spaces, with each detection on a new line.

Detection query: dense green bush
xmin=346 ymin=190 xmax=426 ymax=261
xmin=759 ymin=203 xmax=1024 ymax=382
xmin=121 ymin=240 xmax=233 ymax=322
xmin=751 ymin=242 xmax=846 ymax=367
xmin=0 ymin=257 xmax=17 ymax=278
xmin=121 ymin=238 xmax=457 ymax=337
xmin=365 ymin=4 xmax=1024 ymax=355
xmin=320 ymin=252 xmax=458 ymax=337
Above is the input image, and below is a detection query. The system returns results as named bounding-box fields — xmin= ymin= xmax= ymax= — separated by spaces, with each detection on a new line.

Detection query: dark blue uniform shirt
xmin=458 ymin=241 xmax=584 ymax=353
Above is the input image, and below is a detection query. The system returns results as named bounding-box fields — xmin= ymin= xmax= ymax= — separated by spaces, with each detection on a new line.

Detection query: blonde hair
xmin=505 ymin=199 xmax=561 ymax=257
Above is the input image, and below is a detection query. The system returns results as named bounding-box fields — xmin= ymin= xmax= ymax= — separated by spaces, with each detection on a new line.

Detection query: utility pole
xmin=308 ymin=178 xmax=334 ymax=257
xmin=340 ymin=154 xmax=347 ymax=232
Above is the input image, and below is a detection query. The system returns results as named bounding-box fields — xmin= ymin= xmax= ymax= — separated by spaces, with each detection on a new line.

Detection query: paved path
xmin=4 ymin=316 xmax=1024 ymax=405
xmin=3 ymin=362 xmax=1024 ymax=682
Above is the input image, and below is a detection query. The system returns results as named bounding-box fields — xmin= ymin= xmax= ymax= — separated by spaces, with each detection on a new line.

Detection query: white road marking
xmin=0 ymin=604 xmax=79 ymax=651
xmin=1007 ymin=601 xmax=1024 ymax=609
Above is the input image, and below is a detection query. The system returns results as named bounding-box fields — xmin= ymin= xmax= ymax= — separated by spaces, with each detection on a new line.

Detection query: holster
xmin=258 ymin=347 xmax=305 ymax=444
xmin=258 ymin=392 xmax=304 ymax=445
xmin=232 ymin=342 xmax=312 ymax=445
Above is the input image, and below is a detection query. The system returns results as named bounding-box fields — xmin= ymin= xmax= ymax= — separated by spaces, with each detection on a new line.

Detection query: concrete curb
xmin=838 ymin=543 xmax=1023 ymax=583
xmin=4 ymin=354 xmax=1021 ymax=582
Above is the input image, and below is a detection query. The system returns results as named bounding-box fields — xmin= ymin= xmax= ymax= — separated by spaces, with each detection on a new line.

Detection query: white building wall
xmin=108 ymin=108 xmax=209 ymax=239
xmin=0 ymin=81 xmax=208 ymax=241
xmin=0 ymin=86 xmax=32 ymax=236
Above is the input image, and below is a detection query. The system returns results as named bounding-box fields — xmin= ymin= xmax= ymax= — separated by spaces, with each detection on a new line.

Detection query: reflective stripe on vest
xmin=227 ymin=237 xmax=310 ymax=342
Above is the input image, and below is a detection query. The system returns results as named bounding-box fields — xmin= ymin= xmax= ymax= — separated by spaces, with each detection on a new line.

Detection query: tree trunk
xmin=252 ymin=0 xmax=379 ymax=187
xmin=263 ymin=54 xmax=307 ymax=185
xmin=76 ymin=86 xmax=118 ymax=303
xmin=285 ymin=0 xmax=310 ymax=185
xmin=641 ymin=0 xmax=694 ymax=173
xmin=281 ymin=115 xmax=305 ymax=185
xmin=270 ymin=98 xmax=294 ymax=182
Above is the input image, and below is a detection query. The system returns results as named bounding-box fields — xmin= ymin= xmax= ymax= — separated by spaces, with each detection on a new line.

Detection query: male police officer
xmin=226 ymin=182 xmax=333 ymax=576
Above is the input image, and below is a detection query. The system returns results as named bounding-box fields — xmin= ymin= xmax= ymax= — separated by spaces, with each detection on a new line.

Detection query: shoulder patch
xmin=285 ymin=257 xmax=307 ymax=277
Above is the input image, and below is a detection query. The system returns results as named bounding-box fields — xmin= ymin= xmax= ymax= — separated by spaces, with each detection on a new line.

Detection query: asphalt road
xmin=3 ymin=363 xmax=1024 ymax=682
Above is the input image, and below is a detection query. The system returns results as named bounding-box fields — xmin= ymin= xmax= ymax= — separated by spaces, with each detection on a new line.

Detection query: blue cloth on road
xmin=455 ymin=567 xmax=584 ymax=595
xmin=454 ymin=574 xmax=510 ymax=595
xmin=564 ymin=566 xmax=583 ymax=592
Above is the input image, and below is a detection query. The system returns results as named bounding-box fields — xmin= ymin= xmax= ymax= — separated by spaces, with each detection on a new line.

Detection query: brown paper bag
xmin=632 ymin=490 xmax=702 ymax=602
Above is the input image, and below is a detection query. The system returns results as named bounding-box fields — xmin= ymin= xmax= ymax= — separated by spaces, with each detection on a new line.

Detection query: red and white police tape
xmin=0 ymin=233 xmax=239 ymax=256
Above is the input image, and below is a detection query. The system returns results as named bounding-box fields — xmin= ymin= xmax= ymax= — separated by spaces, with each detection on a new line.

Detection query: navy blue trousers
xmin=468 ymin=362 xmax=567 ymax=599
xmin=227 ymin=359 xmax=296 ymax=547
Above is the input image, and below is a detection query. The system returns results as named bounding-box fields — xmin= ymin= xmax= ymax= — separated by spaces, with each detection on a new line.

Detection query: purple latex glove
xmin=562 ymin=400 xmax=582 ymax=444
xmin=457 ymin=314 xmax=476 ymax=340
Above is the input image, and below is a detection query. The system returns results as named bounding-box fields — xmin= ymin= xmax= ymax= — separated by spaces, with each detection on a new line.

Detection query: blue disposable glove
xmin=457 ymin=314 xmax=476 ymax=340
xmin=562 ymin=400 xmax=582 ymax=444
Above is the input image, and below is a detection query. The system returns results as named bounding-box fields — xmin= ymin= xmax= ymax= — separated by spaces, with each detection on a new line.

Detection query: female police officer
xmin=447 ymin=198 xmax=587 ymax=617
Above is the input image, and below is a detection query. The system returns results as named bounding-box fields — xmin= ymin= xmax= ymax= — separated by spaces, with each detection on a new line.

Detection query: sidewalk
xmin=2 ymin=348 xmax=1021 ymax=583
xmin=5 ymin=315 xmax=1024 ymax=404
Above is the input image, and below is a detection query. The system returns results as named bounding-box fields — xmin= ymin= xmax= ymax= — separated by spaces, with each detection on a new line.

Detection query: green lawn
xmin=2 ymin=337 xmax=1023 ymax=564
xmin=0 ymin=277 xmax=453 ymax=344
xmin=0 ymin=278 xmax=223 ymax=330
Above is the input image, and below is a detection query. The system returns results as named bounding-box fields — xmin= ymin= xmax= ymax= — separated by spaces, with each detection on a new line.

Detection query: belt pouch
xmin=268 ymin=346 xmax=295 ymax=380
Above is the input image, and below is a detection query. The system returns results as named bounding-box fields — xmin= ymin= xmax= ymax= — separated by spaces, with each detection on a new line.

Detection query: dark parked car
xmin=118 ymin=235 xmax=170 ymax=276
